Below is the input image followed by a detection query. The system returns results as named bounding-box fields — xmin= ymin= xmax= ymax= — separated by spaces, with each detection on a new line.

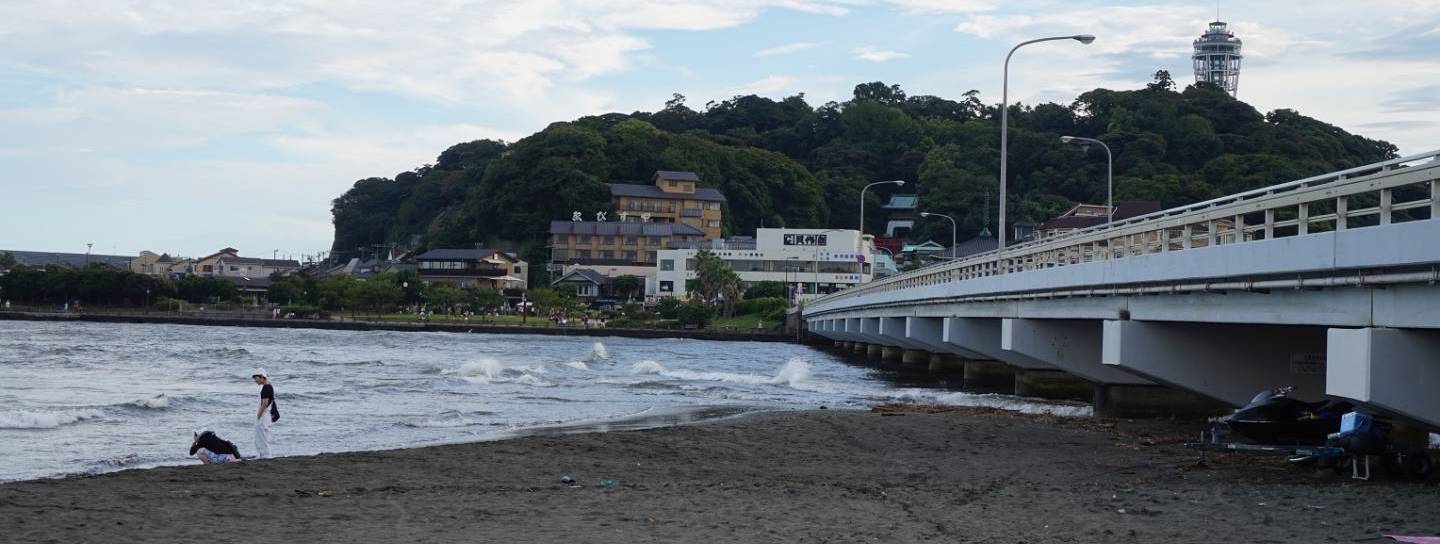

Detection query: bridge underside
xmin=808 ymin=282 xmax=1440 ymax=426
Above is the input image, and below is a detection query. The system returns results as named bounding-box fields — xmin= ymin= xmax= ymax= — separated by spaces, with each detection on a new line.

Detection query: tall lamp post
xmin=1000 ymin=34 xmax=1094 ymax=248
xmin=859 ymin=180 xmax=906 ymax=243
xmin=919 ymin=212 xmax=958 ymax=259
xmin=1060 ymin=135 xmax=1114 ymax=224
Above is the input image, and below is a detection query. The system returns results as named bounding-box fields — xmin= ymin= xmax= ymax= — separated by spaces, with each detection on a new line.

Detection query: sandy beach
xmin=3 ymin=408 xmax=1437 ymax=543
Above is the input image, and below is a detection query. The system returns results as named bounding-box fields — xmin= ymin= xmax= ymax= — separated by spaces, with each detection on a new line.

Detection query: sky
xmin=2 ymin=0 xmax=1438 ymax=260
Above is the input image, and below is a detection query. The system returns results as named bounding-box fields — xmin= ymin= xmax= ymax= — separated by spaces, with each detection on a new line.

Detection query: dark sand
xmin=3 ymin=408 xmax=1437 ymax=543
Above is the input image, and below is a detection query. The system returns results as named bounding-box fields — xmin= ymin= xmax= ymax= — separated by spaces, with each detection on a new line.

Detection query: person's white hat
xmin=252 ymin=368 xmax=268 ymax=379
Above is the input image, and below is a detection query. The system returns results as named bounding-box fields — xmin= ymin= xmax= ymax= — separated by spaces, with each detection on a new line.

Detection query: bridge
xmin=803 ymin=150 xmax=1440 ymax=428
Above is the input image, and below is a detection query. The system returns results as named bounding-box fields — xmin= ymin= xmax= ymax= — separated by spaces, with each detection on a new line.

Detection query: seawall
xmin=0 ymin=311 xmax=795 ymax=343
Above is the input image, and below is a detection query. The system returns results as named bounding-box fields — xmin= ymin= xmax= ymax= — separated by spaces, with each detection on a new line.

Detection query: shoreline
xmin=0 ymin=310 xmax=798 ymax=342
xmin=4 ymin=408 xmax=1434 ymax=543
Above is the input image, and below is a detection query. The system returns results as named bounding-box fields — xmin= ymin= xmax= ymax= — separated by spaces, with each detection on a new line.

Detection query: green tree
xmin=426 ymin=284 xmax=466 ymax=318
xmin=692 ymin=249 xmax=741 ymax=316
xmin=469 ymin=288 xmax=505 ymax=314
xmin=0 ymin=251 xmax=15 ymax=269
xmin=611 ymin=275 xmax=642 ymax=301
xmin=745 ymin=281 xmax=786 ymax=299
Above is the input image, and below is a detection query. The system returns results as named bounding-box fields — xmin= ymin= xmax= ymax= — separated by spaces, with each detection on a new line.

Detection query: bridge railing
xmin=815 ymin=149 xmax=1440 ymax=307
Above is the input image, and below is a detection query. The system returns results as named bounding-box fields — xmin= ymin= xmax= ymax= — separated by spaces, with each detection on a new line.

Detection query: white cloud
xmin=756 ymin=41 xmax=825 ymax=56
xmin=852 ymin=45 xmax=910 ymax=62
xmin=726 ymin=75 xmax=798 ymax=96
xmin=882 ymin=0 xmax=995 ymax=14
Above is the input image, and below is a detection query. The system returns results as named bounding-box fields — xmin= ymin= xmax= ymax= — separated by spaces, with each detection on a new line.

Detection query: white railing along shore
xmin=814 ymin=149 xmax=1440 ymax=307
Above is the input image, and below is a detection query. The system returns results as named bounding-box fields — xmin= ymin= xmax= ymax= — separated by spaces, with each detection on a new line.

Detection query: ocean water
xmin=0 ymin=320 xmax=1088 ymax=481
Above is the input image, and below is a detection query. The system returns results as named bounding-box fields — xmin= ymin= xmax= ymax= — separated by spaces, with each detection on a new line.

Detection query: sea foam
xmin=0 ymin=409 xmax=105 ymax=429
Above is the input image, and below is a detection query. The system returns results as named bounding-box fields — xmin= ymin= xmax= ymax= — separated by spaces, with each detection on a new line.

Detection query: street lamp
xmin=999 ymin=34 xmax=1094 ymax=248
xmin=1060 ymin=135 xmax=1114 ymax=224
xmin=859 ymin=180 xmax=906 ymax=242
xmin=919 ymin=212 xmax=958 ymax=259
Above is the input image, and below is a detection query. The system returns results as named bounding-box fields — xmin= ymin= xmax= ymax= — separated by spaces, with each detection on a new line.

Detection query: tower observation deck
xmin=1193 ymin=21 xmax=1242 ymax=96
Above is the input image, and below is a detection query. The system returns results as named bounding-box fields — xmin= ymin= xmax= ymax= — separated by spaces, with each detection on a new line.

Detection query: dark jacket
xmin=190 ymin=431 xmax=242 ymax=458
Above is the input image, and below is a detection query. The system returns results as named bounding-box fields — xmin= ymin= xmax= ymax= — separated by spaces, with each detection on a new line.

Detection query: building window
xmin=602 ymin=236 xmax=615 ymax=245
xmin=647 ymin=235 xmax=661 ymax=245
xmin=230 ymin=266 xmax=238 ymax=271
xmin=660 ymin=259 xmax=674 ymax=271
xmin=705 ymin=220 xmax=721 ymax=228
xmin=659 ymin=281 xmax=674 ymax=292
xmin=576 ymin=250 xmax=590 ymax=260
xmin=624 ymin=250 xmax=637 ymax=262
xmin=706 ymin=202 xmax=721 ymax=210
xmin=623 ymin=236 xmax=637 ymax=246
xmin=578 ymin=235 xmax=591 ymax=244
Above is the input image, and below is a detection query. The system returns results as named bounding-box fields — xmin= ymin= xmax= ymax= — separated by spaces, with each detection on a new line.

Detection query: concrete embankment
xmin=0 ymin=311 xmax=794 ymax=343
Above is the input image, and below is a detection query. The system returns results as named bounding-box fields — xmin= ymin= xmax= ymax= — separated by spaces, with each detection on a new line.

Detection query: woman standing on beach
xmin=251 ymin=368 xmax=279 ymax=459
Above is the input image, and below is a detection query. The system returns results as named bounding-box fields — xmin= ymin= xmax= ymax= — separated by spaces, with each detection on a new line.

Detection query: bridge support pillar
xmin=852 ymin=342 xmax=867 ymax=354
xmin=943 ymin=317 xmax=1055 ymax=371
xmin=1014 ymin=369 xmax=1093 ymax=402
xmin=901 ymin=349 xmax=928 ymax=365
xmin=832 ymin=340 xmax=844 ymax=349
xmin=963 ymin=360 xmax=1016 ymax=393
xmin=1103 ymin=321 xmax=1327 ymax=406
xmin=1093 ymin=384 xmax=1228 ymax=419
xmin=880 ymin=346 xmax=904 ymax=362
xmin=866 ymin=344 xmax=884 ymax=359
xmin=1003 ymin=318 xmax=1151 ymax=386
xmin=1328 ymin=328 xmax=1440 ymax=429
xmin=928 ymin=353 xmax=966 ymax=374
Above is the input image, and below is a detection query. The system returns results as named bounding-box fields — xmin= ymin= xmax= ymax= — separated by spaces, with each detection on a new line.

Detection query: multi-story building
xmin=548 ymin=221 xmax=708 ymax=297
xmin=190 ymin=248 xmax=300 ymax=278
xmin=131 ymin=251 xmax=193 ymax=277
xmin=655 ymin=228 xmax=875 ymax=302
xmin=415 ymin=249 xmax=527 ymax=290
xmin=609 ymin=170 xmax=725 ymax=239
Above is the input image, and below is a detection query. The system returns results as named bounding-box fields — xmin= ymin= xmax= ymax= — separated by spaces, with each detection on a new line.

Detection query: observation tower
xmin=1192 ymin=20 xmax=1242 ymax=96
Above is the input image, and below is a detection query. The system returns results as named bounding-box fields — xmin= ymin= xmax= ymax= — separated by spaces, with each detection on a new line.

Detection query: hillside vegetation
xmin=330 ymin=74 xmax=1397 ymax=276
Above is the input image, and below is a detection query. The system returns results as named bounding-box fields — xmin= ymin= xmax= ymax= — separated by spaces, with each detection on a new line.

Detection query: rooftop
xmin=882 ymin=194 xmax=918 ymax=210
xmin=553 ymin=268 xmax=611 ymax=286
xmin=550 ymin=221 xmax=705 ymax=237
xmin=653 ymin=170 xmax=701 ymax=182
xmin=1038 ymin=201 xmax=1162 ymax=231
xmin=416 ymin=249 xmax=517 ymax=261
xmin=0 ymin=249 xmax=133 ymax=269
xmin=609 ymin=183 xmax=726 ymax=202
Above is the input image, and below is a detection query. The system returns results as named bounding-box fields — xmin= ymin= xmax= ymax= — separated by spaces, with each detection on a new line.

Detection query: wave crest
xmin=0 ymin=409 xmax=105 ymax=429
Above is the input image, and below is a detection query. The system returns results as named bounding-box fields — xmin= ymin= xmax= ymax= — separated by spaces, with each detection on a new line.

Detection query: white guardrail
xmin=811 ymin=149 xmax=1440 ymax=309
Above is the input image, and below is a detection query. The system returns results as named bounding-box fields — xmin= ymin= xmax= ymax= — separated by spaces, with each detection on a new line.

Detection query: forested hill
xmin=330 ymin=74 xmax=1397 ymax=270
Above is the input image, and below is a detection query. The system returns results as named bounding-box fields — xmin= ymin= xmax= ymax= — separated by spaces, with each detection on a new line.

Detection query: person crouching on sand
xmin=252 ymin=368 xmax=280 ymax=459
xmin=191 ymin=428 xmax=242 ymax=464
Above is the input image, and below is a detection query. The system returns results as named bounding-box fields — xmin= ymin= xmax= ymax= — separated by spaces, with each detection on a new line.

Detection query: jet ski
xmin=1224 ymin=387 xmax=1353 ymax=445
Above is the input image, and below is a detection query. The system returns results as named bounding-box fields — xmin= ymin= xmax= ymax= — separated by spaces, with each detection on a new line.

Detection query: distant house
xmin=222 ymin=275 xmax=273 ymax=306
xmin=929 ymin=228 xmax=999 ymax=263
xmin=131 ymin=251 xmax=193 ymax=277
xmin=1036 ymin=202 xmax=1162 ymax=240
xmin=192 ymin=248 xmax=300 ymax=279
xmin=899 ymin=240 xmax=946 ymax=266
xmin=415 ymin=248 xmax=527 ymax=290
xmin=551 ymin=268 xmax=614 ymax=304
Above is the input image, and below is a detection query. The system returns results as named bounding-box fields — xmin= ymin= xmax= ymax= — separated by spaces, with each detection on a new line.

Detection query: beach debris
xmin=1386 ymin=536 xmax=1440 ymax=543
xmin=561 ymin=475 xmax=581 ymax=488
xmin=600 ymin=477 xmax=619 ymax=489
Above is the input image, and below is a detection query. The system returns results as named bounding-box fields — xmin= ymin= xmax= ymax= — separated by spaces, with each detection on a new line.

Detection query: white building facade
xmin=655 ymin=228 xmax=875 ymax=302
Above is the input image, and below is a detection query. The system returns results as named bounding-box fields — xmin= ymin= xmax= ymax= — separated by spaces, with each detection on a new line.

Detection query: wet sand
xmin=2 ymin=408 xmax=1437 ymax=543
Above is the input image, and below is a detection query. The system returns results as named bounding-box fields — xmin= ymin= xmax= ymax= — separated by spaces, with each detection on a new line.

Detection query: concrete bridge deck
xmin=803 ymin=150 xmax=1440 ymax=427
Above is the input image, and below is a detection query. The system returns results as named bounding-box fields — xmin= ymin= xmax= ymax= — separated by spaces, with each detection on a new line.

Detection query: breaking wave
xmin=451 ymin=358 xmax=552 ymax=386
xmin=582 ymin=342 xmax=610 ymax=362
xmin=127 ymin=394 xmax=171 ymax=410
xmin=400 ymin=411 xmax=491 ymax=428
xmin=629 ymin=358 xmax=819 ymax=391
xmin=0 ymin=409 xmax=105 ymax=429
